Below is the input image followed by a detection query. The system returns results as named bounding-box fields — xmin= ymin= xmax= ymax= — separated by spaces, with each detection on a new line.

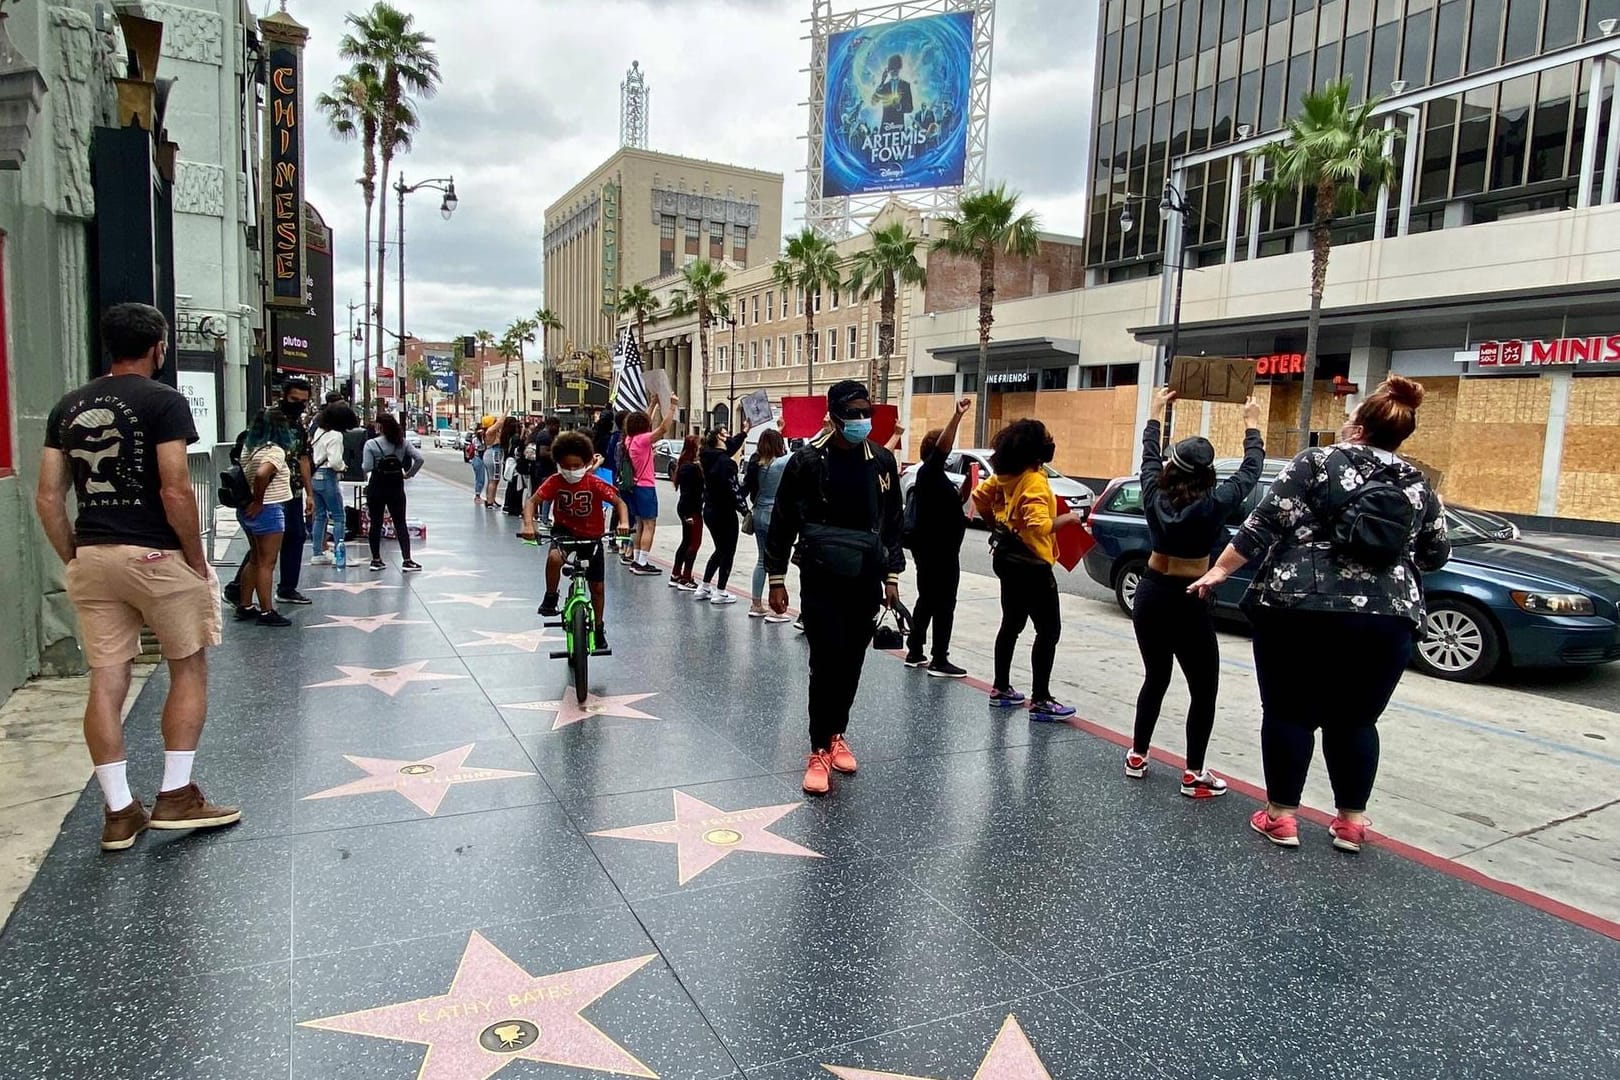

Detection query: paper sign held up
xmin=1169 ymin=356 xmax=1256 ymax=404
xmin=643 ymin=368 xmax=673 ymax=408
xmin=740 ymin=389 xmax=774 ymax=428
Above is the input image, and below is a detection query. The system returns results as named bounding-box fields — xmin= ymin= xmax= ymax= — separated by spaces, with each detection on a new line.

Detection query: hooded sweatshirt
xmin=972 ymin=470 xmax=1058 ymax=565
xmin=700 ymin=432 xmax=748 ymax=515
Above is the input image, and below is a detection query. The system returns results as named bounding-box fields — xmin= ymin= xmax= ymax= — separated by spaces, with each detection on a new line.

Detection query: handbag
xmin=501 ymin=455 xmax=518 ymax=483
xmin=871 ymin=601 xmax=911 ymax=651
xmin=740 ymin=509 xmax=756 ymax=536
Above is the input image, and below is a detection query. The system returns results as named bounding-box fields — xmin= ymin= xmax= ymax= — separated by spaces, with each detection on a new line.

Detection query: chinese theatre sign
xmin=601 ymin=181 xmax=619 ymax=318
xmin=261 ymin=11 xmax=309 ymax=309
xmin=1469 ymin=337 xmax=1620 ymax=368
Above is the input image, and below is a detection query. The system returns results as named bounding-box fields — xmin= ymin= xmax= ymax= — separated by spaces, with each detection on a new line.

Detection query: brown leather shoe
xmin=101 ymin=800 xmax=149 ymax=851
xmin=149 ymin=784 xmax=242 ymax=832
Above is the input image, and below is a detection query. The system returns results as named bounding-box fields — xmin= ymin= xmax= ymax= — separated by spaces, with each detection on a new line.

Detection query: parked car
xmin=433 ymin=429 xmax=465 ymax=450
xmin=652 ymin=438 xmax=684 ymax=481
xmin=1084 ymin=457 xmax=1620 ymax=682
xmin=899 ymin=448 xmax=1096 ymax=524
xmin=405 ymin=431 xmax=422 ymax=449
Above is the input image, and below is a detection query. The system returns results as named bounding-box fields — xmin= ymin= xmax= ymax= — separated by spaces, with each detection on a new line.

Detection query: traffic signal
xmin=463 ymin=335 xmax=476 ymax=359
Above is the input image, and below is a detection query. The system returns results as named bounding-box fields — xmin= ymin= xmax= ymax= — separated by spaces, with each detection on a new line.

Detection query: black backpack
xmin=218 ymin=464 xmax=252 ymax=508
xmin=901 ymin=486 xmax=920 ymax=550
xmin=1323 ymin=450 xmax=1419 ymax=568
xmin=341 ymin=428 xmax=368 ymax=481
xmin=370 ymin=439 xmax=406 ymax=479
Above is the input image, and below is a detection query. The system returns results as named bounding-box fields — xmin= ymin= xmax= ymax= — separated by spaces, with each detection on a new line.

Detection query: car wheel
xmin=1113 ymin=558 xmax=1145 ymax=617
xmin=1414 ymin=598 xmax=1501 ymax=682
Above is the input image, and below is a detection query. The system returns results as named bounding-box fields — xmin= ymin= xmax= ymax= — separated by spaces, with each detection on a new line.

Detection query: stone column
xmin=676 ymin=339 xmax=694 ymax=432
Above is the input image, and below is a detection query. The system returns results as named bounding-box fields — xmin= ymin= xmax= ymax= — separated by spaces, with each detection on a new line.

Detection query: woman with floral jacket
xmin=1190 ymin=376 xmax=1449 ymax=853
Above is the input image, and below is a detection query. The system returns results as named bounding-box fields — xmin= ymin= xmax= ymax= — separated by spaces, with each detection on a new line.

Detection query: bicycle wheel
xmin=569 ymin=602 xmax=590 ymax=704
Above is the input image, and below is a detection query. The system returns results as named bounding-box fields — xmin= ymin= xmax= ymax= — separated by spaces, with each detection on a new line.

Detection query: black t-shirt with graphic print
xmin=44 ymin=374 xmax=198 ymax=549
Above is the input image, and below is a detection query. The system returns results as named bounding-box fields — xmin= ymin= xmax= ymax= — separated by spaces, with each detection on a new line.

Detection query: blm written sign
xmin=1169 ymin=356 xmax=1256 ymax=404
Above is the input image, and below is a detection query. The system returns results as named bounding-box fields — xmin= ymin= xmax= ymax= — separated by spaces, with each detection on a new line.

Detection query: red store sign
xmin=1253 ymin=352 xmax=1305 ymax=376
xmin=1475 ymin=336 xmax=1620 ymax=367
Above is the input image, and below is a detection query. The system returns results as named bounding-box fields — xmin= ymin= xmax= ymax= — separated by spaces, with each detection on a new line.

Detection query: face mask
xmin=840 ymin=417 xmax=873 ymax=443
xmin=281 ymin=399 xmax=306 ymax=419
xmin=560 ymin=466 xmax=588 ymax=483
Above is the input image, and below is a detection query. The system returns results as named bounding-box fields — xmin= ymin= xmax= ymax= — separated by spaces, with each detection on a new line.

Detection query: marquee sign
xmin=261 ymin=12 xmax=309 ymax=309
xmin=601 ymin=181 xmax=620 ymax=317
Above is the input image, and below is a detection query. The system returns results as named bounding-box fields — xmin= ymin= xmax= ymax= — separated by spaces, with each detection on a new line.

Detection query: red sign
xmin=1476 ymin=336 xmax=1620 ymax=367
xmin=1253 ymin=353 xmax=1305 ymax=376
xmin=780 ymin=396 xmax=897 ymax=444
xmin=376 ymin=366 xmax=396 ymax=380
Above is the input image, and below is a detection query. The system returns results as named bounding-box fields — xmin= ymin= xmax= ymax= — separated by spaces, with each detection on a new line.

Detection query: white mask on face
xmin=560 ymin=466 xmax=588 ymax=483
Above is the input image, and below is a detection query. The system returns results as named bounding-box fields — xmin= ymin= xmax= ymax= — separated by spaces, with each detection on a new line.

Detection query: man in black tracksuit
xmin=766 ymin=380 xmax=904 ymax=796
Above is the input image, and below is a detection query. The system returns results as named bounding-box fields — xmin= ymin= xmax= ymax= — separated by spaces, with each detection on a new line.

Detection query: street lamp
xmin=722 ymin=313 xmax=738 ymax=428
xmin=393 ymin=172 xmax=459 ymax=364
xmin=1119 ymin=181 xmax=1199 ymax=441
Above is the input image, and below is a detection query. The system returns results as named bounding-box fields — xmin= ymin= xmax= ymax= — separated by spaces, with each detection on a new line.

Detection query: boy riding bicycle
xmin=523 ymin=432 xmax=629 ymax=649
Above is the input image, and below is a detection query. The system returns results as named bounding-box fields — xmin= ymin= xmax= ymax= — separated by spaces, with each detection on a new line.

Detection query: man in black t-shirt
xmin=36 ymin=303 xmax=239 ymax=852
xmin=903 ymin=396 xmax=973 ymax=678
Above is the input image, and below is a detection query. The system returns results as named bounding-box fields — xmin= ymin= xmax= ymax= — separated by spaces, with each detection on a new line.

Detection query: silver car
xmin=899 ymin=448 xmax=1096 ymax=522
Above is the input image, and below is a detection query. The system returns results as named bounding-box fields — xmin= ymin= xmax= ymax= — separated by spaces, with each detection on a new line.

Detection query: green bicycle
xmin=543 ymin=536 xmax=612 ymax=704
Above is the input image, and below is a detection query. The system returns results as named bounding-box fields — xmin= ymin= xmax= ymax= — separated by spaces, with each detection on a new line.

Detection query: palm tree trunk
xmin=973 ymin=252 xmax=996 ymax=447
xmin=698 ymin=303 xmax=712 ymax=423
xmin=1298 ymin=183 xmax=1336 ymax=452
xmin=375 ymin=150 xmax=393 ymax=416
xmin=361 ymin=187 xmax=374 ymax=417
xmin=878 ymin=275 xmax=896 ymax=405
xmin=805 ymin=302 xmax=816 ymax=397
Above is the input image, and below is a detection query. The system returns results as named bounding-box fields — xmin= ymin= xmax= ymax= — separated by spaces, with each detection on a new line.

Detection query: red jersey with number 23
xmin=538 ymin=472 xmax=619 ymax=540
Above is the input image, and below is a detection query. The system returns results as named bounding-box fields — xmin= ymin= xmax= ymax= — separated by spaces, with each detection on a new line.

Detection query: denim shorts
xmin=238 ymin=503 xmax=287 ymax=536
xmin=630 ymin=485 xmax=658 ymax=520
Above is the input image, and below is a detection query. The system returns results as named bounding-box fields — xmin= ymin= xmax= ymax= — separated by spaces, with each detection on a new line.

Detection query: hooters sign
xmin=1473 ymin=337 xmax=1620 ymax=367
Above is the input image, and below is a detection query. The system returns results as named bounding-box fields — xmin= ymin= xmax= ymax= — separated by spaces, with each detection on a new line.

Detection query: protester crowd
xmin=43 ymin=304 xmax=1451 ymax=859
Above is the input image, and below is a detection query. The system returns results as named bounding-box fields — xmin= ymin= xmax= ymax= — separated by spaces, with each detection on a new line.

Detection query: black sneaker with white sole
xmin=277 ymin=590 xmax=313 ymax=606
xmin=401 ymin=560 xmax=423 ymax=572
xmin=628 ymin=563 xmax=660 ymax=576
xmin=903 ymin=651 xmax=927 ymax=668
xmin=369 ymin=559 xmax=385 ymax=572
xmin=537 ymin=593 xmax=560 ymax=617
xmin=927 ymin=659 xmax=968 ymax=679
xmin=257 ymin=610 xmax=293 ymax=627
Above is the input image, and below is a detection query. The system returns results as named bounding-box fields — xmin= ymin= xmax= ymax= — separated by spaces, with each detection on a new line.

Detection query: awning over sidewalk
xmin=927 ymin=337 xmax=1079 ymax=368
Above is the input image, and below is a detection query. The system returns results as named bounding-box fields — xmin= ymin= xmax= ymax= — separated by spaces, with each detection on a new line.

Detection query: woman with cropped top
xmin=1128 ymin=390 xmax=1264 ymax=797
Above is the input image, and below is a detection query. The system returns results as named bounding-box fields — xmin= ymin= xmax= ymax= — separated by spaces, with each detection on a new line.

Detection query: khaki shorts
xmin=66 ymin=546 xmax=223 ymax=668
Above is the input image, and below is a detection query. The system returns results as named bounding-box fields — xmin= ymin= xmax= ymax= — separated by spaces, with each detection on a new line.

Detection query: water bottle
xmin=333 ymin=521 xmax=346 ymax=569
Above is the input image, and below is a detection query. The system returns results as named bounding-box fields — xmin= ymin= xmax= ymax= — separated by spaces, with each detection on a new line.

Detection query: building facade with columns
xmin=542 ymin=148 xmax=783 ymax=418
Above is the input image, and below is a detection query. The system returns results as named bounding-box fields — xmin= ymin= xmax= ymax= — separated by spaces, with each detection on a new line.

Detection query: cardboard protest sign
xmin=643 ymin=368 xmax=673 ymax=408
xmin=1169 ymin=356 xmax=1256 ymax=404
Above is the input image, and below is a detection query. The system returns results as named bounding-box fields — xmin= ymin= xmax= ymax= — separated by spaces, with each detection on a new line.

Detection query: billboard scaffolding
xmin=805 ymin=0 xmax=993 ymax=236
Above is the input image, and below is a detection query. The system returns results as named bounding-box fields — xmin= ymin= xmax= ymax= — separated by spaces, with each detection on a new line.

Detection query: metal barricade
xmin=187 ymin=445 xmax=230 ymax=548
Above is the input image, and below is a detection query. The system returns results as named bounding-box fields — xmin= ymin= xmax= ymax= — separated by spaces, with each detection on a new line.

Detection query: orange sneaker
xmin=828 ymin=735 xmax=858 ymax=774
xmin=803 ymin=751 xmax=832 ymax=795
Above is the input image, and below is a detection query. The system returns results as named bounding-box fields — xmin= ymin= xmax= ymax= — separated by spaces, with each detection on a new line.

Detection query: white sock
xmin=161 ymin=750 xmax=196 ymax=792
xmin=94 ymin=761 xmax=133 ymax=811
xmin=635 ymin=550 xmax=648 ymax=565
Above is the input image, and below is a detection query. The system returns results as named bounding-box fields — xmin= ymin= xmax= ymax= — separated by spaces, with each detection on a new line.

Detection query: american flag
xmin=611 ymin=327 xmax=649 ymax=413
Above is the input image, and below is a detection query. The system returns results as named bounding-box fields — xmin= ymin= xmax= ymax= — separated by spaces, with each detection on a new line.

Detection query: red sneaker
xmin=1180 ymin=770 xmax=1228 ymax=799
xmin=1249 ymin=809 xmax=1300 ymax=847
xmin=1124 ymin=751 xmax=1149 ymax=779
xmin=803 ymin=751 xmax=832 ymax=795
xmin=1329 ymin=816 xmax=1369 ymax=853
xmin=828 ymin=735 xmax=858 ymax=774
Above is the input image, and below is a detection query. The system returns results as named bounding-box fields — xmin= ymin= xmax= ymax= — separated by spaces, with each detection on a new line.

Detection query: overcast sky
xmin=299 ymin=0 xmax=1098 ymax=349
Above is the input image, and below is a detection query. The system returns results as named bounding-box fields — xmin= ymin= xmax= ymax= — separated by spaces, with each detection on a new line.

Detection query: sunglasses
xmin=841 ymin=408 xmax=874 ymax=420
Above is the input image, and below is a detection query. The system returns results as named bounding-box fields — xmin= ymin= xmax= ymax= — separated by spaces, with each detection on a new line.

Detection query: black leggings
xmin=992 ymin=557 xmax=1061 ymax=701
xmin=703 ymin=509 xmax=739 ymax=588
xmin=672 ymin=513 xmax=703 ymax=579
xmin=366 ymin=482 xmax=412 ymax=561
xmin=1131 ymin=570 xmax=1220 ymax=771
xmin=1251 ymin=608 xmax=1415 ymax=812
xmin=908 ymin=549 xmax=961 ymax=662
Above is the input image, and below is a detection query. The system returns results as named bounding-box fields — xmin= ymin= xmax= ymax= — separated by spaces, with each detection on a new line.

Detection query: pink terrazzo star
xmin=428 ymin=592 xmax=526 ymax=609
xmin=455 ymin=629 xmax=561 ymax=653
xmin=301 ymin=931 xmax=657 ymax=1079
xmin=824 ymin=1014 xmax=1053 ymax=1079
xmin=305 ymin=581 xmax=404 ymax=595
xmin=499 ymin=692 xmax=660 ymax=731
xmin=304 ymin=660 xmax=469 ymax=697
xmin=591 ymin=790 xmax=823 ymax=885
xmin=302 ymin=745 xmax=534 ymax=816
xmin=308 ymin=612 xmax=430 ymax=633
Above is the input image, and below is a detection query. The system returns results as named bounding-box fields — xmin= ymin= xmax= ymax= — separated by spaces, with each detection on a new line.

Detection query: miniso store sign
xmin=1454 ymin=336 xmax=1620 ymax=371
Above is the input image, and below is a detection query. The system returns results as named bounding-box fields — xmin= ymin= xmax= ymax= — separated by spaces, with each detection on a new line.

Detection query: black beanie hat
xmin=827 ymin=379 xmax=871 ymax=418
xmin=1168 ymin=436 xmax=1215 ymax=474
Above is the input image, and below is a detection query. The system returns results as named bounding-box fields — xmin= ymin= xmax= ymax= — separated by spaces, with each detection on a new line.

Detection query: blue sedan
xmin=1083 ymin=458 xmax=1620 ymax=682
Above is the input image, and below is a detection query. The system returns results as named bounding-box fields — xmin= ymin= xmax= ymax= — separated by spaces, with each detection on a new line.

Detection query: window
xmin=1039 ymin=367 xmax=1069 ymax=391
xmin=659 ymin=215 xmax=676 ymax=275
xmin=0 ymin=231 xmax=9 ymax=475
xmin=779 ymin=336 xmax=787 ymax=368
xmin=750 ymin=340 xmax=760 ymax=368
xmin=847 ymin=325 xmax=859 ymax=358
xmin=530 ymin=399 xmax=543 ymax=413
xmin=752 ymin=295 xmax=760 ymax=323
xmin=732 ymin=228 xmax=748 ymax=263
xmin=685 ymin=218 xmax=700 ymax=257
xmin=766 ymin=292 xmax=775 ymax=321
xmin=1079 ymin=363 xmax=1140 ymax=388
xmin=827 ymin=328 xmax=839 ymax=362
xmin=764 ymin=338 xmax=774 ymax=367
xmin=531 ymin=379 xmax=543 ymax=391
xmin=717 ymin=345 xmax=727 ymax=372
xmin=1102 ymin=480 xmax=1146 ymax=516
xmin=737 ymin=301 xmax=745 ymax=328
xmin=709 ymin=222 xmax=724 ymax=260
xmin=831 ymin=288 xmax=840 ymax=310
xmin=814 ymin=290 xmax=823 ymax=314
xmin=794 ymin=334 xmax=804 ymax=365
xmin=796 ymin=288 xmax=805 ymax=316
xmin=911 ymin=374 xmax=955 ymax=394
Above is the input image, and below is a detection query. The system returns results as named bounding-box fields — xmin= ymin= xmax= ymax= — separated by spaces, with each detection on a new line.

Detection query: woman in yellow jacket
xmin=971 ymin=419 xmax=1083 ymax=720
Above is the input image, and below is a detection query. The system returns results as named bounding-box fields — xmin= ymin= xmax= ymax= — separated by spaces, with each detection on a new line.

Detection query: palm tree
xmin=447 ymin=351 xmax=470 ymax=427
xmin=1249 ymin=78 xmax=1399 ymax=452
xmin=317 ymin=64 xmax=385 ymax=412
xmin=615 ymin=285 xmax=656 ymax=355
xmin=472 ymin=329 xmax=496 ymax=419
xmin=341 ymin=2 xmax=441 ymax=409
xmin=503 ymin=317 xmax=537 ymax=416
xmin=772 ymin=228 xmax=843 ymax=396
xmin=405 ymin=359 xmax=433 ymax=413
xmin=494 ymin=335 xmax=520 ymax=416
xmin=846 ymin=221 xmax=927 ymax=405
xmin=533 ymin=307 xmax=563 ymax=413
xmin=932 ymin=184 xmax=1041 ymax=446
xmin=669 ymin=260 xmax=730 ymax=422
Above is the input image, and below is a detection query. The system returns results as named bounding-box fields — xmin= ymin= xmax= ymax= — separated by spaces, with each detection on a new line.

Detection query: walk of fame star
xmin=302 ymin=745 xmax=534 ymax=815
xmin=499 ymin=692 xmax=660 ymax=731
xmin=428 ymin=592 xmax=527 ymax=609
xmin=411 ymin=568 xmax=486 ymax=580
xmin=304 ymin=661 xmax=469 ymax=697
xmin=455 ymin=629 xmax=561 ymax=653
xmin=590 ymin=790 xmax=823 ymax=885
xmin=301 ymin=931 xmax=658 ymax=1079
xmin=823 ymin=1014 xmax=1052 ymax=1079
xmin=305 ymin=581 xmax=404 ymax=595
xmin=307 ymin=612 xmax=430 ymax=633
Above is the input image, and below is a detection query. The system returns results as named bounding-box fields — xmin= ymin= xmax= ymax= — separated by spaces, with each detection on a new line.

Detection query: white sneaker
xmin=309 ymin=553 xmax=334 ymax=566
xmin=692 ymin=584 xmax=712 ymax=601
xmin=709 ymin=592 xmax=737 ymax=606
xmin=765 ymin=612 xmax=793 ymax=624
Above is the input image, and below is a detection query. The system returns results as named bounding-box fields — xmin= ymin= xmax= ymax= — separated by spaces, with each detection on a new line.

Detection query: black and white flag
xmin=611 ymin=327 xmax=649 ymax=413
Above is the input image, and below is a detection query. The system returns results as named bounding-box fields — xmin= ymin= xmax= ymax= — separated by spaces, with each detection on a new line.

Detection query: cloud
xmin=300 ymin=0 xmax=1098 ymax=345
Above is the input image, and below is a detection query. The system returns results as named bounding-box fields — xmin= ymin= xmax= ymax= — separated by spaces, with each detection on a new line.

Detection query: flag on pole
xmin=610 ymin=327 xmax=649 ymax=413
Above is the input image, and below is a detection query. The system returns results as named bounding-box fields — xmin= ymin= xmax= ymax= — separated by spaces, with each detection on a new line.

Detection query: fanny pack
xmin=989 ymin=521 xmax=1048 ymax=569
xmin=799 ymin=522 xmax=885 ymax=580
